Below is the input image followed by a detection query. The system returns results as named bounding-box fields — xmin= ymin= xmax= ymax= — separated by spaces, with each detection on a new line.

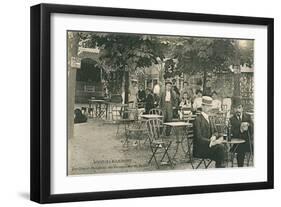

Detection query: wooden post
xmin=67 ymin=32 xmax=79 ymax=139
xmin=124 ymin=69 xmax=129 ymax=104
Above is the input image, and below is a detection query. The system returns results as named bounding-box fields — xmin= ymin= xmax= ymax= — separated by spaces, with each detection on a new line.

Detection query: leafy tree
xmin=83 ymin=32 xmax=166 ymax=103
xmin=163 ymin=58 xmax=176 ymax=79
xmin=238 ymin=40 xmax=254 ymax=67
xmin=170 ymin=37 xmax=253 ymax=93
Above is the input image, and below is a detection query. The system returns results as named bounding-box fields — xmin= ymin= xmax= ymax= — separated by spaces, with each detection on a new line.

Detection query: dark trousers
xmin=162 ymin=102 xmax=173 ymax=136
xmin=208 ymin=144 xmax=226 ymax=168
xmin=235 ymin=132 xmax=253 ymax=167
xmin=237 ymin=152 xmax=246 ymax=167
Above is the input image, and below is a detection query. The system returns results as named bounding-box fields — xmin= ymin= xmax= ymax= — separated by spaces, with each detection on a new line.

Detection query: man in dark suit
xmin=159 ymin=80 xmax=177 ymax=135
xmin=144 ymin=88 xmax=154 ymax=114
xmin=230 ymin=97 xmax=253 ymax=167
xmin=193 ymin=96 xmax=226 ymax=168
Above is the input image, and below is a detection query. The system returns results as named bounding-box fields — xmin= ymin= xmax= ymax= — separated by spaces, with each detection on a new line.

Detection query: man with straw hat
xmin=193 ymin=96 xmax=226 ymax=168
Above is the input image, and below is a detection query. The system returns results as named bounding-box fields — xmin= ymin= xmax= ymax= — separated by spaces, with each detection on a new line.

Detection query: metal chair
xmin=195 ymin=159 xmax=213 ymax=169
xmin=209 ymin=111 xmax=228 ymax=136
xmin=181 ymin=114 xmax=197 ymax=166
xmin=146 ymin=119 xmax=174 ymax=168
xmin=115 ymin=107 xmax=134 ymax=139
xmin=123 ymin=109 xmax=148 ymax=148
xmin=149 ymin=108 xmax=163 ymax=116
xmin=148 ymin=108 xmax=165 ymax=137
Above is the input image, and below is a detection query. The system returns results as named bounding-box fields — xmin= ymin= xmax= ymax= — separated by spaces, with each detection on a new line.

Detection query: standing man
xmin=137 ymin=85 xmax=146 ymax=102
xmin=172 ymin=79 xmax=180 ymax=118
xmin=159 ymin=80 xmax=177 ymax=135
xmin=193 ymin=96 xmax=226 ymax=168
xmin=153 ymin=80 xmax=161 ymax=107
xmin=172 ymin=78 xmax=180 ymax=97
xmin=144 ymin=88 xmax=155 ymax=114
xmin=229 ymin=97 xmax=253 ymax=167
xmin=129 ymin=79 xmax=138 ymax=108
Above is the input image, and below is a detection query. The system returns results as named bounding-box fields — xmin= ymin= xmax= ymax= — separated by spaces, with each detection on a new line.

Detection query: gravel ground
xmin=68 ymin=110 xmax=253 ymax=176
xmin=68 ymin=118 xmax=199 ymax=175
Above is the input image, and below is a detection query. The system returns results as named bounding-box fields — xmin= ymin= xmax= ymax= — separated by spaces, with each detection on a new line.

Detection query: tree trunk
xmin=233 ymin=73 xmax=241 ymax=97
xmin=124 ymin=70 xmax=129 ymax=104
xmin=202 ymin=69 xmax=207 ymax=95
xmin=233 ymin=40 xmax=241 ymax=97
xmin=67 ymin=32 xmax=79 ymax=140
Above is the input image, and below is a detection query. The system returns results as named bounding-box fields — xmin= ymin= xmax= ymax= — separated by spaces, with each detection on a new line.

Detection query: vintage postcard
xmin=67 ymin=31 xmax=254 ymax=175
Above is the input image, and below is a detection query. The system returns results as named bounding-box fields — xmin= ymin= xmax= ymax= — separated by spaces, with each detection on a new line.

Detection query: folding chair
xmin=123 ymin=109 xmax=148 ymax=148
xmin=149 ymin=108 xmax=163 ymax=116
xmin=116 ymin=108 xmax=135 ymax=139
xmin=195 ymin=158 xmax=213 ymax=169
xmin=191 ymin=146 xmax=214 ymax=169
xmin=181 ymin=115 xmax=197 ymax=165
xmin=148 ymin=108 xmax=164 ymax=137
xmin=146 ymin=119 xmax=174 ymax=168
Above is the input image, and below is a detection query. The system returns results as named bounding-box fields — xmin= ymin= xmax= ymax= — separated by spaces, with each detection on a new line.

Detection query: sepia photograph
xmin=67 ymin=31 xmax=254 ymax=175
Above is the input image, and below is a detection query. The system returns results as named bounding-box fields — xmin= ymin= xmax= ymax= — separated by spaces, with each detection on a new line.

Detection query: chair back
xmin=182 ymin=114 xmax=196 ymax=122
xmin=184 ymin=114 xmax=196 ymax=139
xmin=146 ymin=118 xmax=163 ymax=142
xmin=149 ymin=108 xmax=163 ymax=116
xmin=209 ymin=112 xmax=228 ymax=135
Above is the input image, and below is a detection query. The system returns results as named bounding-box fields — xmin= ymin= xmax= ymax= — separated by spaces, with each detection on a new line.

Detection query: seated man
xmin=230 ymin=97 xmax=253 ymax=167
xmin=178 ymin=92 xmax=192 ymax=119
xmin=193 ymin=96 xmax=226 ymax=168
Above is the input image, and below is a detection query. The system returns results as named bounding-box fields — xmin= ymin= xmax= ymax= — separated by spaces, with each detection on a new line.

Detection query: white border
xmin=51 ymin=13 xmax=268 ymax=194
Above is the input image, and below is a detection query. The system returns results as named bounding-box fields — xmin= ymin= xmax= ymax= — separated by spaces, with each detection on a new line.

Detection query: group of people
xmin=132 ymin=78 xmax=253 ymax=168
xmin=193 ymin=96 xmax=253 ymax=168
xmin=81 ymin=78 xmax=253 ymax=169
xmin=129 ymin=78 xmax=223 ymax=117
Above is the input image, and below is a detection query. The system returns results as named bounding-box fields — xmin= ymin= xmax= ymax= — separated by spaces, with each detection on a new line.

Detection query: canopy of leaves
xmin=170 ymin=37 xmax=237 ymax=75
xmin=81 ymin=32 xmax=166 ymax=73
xmin=168 ymin=37 xmax=254 ymax=75
xmin=239 ymin=40 xmax=254 ymax=67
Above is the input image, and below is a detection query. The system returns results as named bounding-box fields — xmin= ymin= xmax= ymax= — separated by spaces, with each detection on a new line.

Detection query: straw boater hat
xmin=202 ymin=96 xmax=213 ymax=106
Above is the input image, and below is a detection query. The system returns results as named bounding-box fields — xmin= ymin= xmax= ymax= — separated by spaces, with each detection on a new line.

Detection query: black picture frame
xmin=30 ymin=3 xmax=274 ymax=204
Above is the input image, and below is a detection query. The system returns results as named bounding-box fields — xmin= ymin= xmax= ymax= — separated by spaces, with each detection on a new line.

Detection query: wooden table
xmin=163 ymin=122 xmax=193 ymax=162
